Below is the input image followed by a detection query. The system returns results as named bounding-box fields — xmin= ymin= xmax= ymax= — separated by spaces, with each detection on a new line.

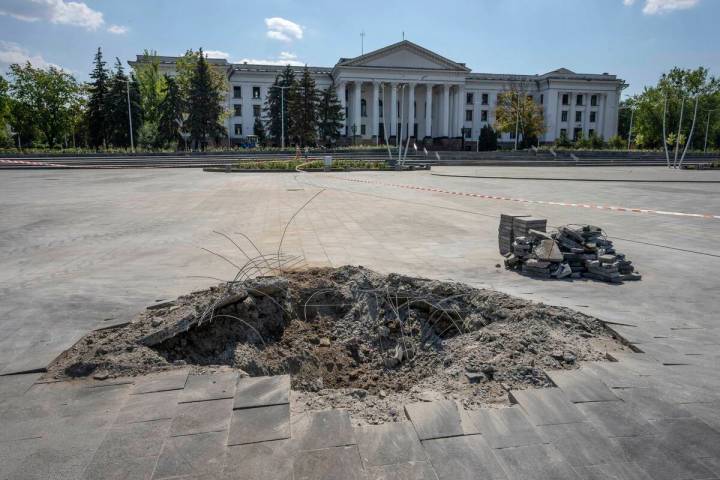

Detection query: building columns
xmin=425 ymin=84 xmax=433 ymax=138
xmin=371 ymin=82 xmax=380 ymax=140
xmin=390 ymin=83 xmax=398 ymax=140
xmin=407 ymin=83 xmax=416 ymax=139
xmin=441 ymin=84 xmax=450 ymax=137
xmin=353 ymin=81 xmax=362 ymax=137
xmin=456 ymin=85 xmax=465 ymax=137
xmin=337 ymin=82 xmax=346 ymax=136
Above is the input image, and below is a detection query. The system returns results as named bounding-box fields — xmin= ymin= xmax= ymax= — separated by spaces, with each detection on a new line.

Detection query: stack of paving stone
xmin=499 ymin=214 xmax=528 ymax=255
xmin=500 ymin=218 xmax=641 ymax=283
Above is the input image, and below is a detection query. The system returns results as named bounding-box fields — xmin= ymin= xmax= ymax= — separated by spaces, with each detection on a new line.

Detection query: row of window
xmin=232 ymin=86 xmax=262 ymax=100
xmin=560 ymin=110 xmax=598 ymax=123
xmin=465 ymin=110 xmax=490 ymax=122
xmin=232 ymin=104 xmax=262 ymax=117
xmin=560 ymin=128 xmax=598 ymax=140
xmin=561 ymin=94 xmax=600 ymax=107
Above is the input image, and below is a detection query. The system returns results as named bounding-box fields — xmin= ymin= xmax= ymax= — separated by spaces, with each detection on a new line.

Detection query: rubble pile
xmin=500 ymin=216 xmax=641 ymax=283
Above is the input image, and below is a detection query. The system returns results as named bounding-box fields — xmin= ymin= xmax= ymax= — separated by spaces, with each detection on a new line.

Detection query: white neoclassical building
xmin=130 ymin=40 xmax=625 ymax=148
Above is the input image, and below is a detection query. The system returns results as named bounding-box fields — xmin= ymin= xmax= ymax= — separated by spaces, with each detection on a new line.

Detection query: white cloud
xmin=0 ymin=0 xmax=106 ymax=30
xmin=0 ymin=41 xmax=62 ymax=70
xmin=264 ymin=17 xmax=303 ymax=42
xmin=107 ymin=24 xmax=128 ymax=34
xmin=279 ymin=51 xmax=297 ymax=60
xmin=204 ymin=50 xmax=230 ymax=59
xmin=622 ymin=0 xmax=700 ymax=14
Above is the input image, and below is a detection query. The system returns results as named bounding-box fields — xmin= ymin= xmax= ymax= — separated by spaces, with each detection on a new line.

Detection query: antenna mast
xmin=360 ymin=30 xmax=365 ymax=55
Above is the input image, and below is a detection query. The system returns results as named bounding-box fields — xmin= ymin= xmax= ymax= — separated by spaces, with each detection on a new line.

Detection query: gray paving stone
xmin=422 ymin=434 xmax=507 ymax=480
xmin=492 ymin=443 xmax=579 ymax=480
xmin=614 ymin=387 xmax=692 ymax=420
xmin=60 ymin=383 xmax=130 ymax=418
xmin=509 ymin=388 xmax=586 ymax=426
xmin=116 ymin=389 xmax=180 ymax=424
xmin=0 ymin=437 xmax=42 ymax=479
xmin=546 ymin=369 xmax=619 ymax=403
xmin=132 ymin=369 xmax=189 ymax=395
xmin=683 ymin=401 xmax=720 ymax=431
xmin=577 ymin=401 xmax=657 ymax=437
xmin=538 ymin=421 xmax=626 ymax=467
xmin=404 ymin=400 xmax=464 ymax=440
xmin=699 ymin=456 xmax=720 ymax=477
xmin=356 ymin=422 xmax=426 ymax=467
xmin=365 ymin=461 xmax=439 ymax=480
xmin=615 ymin=435 xmax=716 ymax=480
xmin=291 ymin=409 xmax=356 ymax=451
xmin=0 ymin=372 xmax=41 ymax=401
xmin=179 ymin=372 xmax=238 ymax=403
xmin=233 ymin=375 xmax=289 ymax=409
xmin=222 ymin=439 xmax=295 ymax=480
xmin=153 ymin=430 xmax=226 ymax=479
xmin=227 ymin=403 xmax=290 ymax=446
xmin=574 ymin=461 xmax=654 ymax=480
xmin=170 ymin=398 xmax=234 ymax=437
xmin=583 ymin=361 xmax=652 ymax=389
xmin=468 ymin=406 xmax=545 ymax=449
xmin=293 ymin=445 xmax=365 ymax=480
xmin=650 ymin=417 xmax=720 ymax=459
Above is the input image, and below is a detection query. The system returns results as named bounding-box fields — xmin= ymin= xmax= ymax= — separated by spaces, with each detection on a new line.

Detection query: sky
xmin=0 ymin=0 xmax=718 ymax=97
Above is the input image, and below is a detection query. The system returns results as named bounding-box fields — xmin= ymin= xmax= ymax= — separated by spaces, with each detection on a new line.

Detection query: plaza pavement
xmin=1 ymin=166 xmax=719 ymax=478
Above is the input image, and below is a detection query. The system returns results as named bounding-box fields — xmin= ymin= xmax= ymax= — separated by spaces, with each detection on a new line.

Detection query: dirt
xmin=46 ymin=266 xmax=629 ymax=425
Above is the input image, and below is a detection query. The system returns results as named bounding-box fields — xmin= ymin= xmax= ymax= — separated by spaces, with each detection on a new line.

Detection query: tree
xmin=186 ymin=49 xmax=226 ymax=149
xmin=477 ymin=124 xmax=498 ymax=151
xmin=87 ymin=47 xmax=110 ymax=148
xmin=106 ymin=58 xmax=142 ymax=148
xmin=0 ymin=74 xmax=11 ymax=147
xmin=494 ymin=86 xmax=545 ymax=148
xmin=157 ymin=74 xmax=184 ymax=148
xmin=317 ymin=81 xmax=344 ymax=147
xmin=556 ymin=130 xmax=571 ymax=148
xmin=8 ymin=62 xmax=79 ymax=148
xmin=133 ymin=50 xmax=166 ymax=125
xmin=253 ymin=116 xmax=267 ymax=146
xmin=288 ymin=66 xmax=319 ymax=147
xmin=264 ymin=65 xmax=295 ymax=147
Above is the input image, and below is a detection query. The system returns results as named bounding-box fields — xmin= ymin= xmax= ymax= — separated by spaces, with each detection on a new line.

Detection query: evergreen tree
xmin=317 ymin=81 xmax=344 ymax=147
xmin=477 ymin=124 xmax=498 ymax=151
xmin=106 ymin=58 xmax=141 ymax=147
xmin=253 ymin=116 xmax=267 ymax=146
xmin=157 ymin=74 xmax=184 ymax=148
xmin=264 ymin=65 xmax=295 ymax=147
xmin=186 ymin=49 xmax=226 ymax=150
xmin=288 ymin=66 xmax=319 ymax=147
xmin=87 ymin=47 xmax=110 ymax=148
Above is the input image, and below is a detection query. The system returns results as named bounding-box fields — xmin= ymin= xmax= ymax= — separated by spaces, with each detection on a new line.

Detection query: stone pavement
xmin=1 ymin=166 xmax=720 ymax=477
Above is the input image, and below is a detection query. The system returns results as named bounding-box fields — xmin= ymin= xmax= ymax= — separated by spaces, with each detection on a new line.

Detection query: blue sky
xmin=0 ymin=0 xmax=717 ymax=97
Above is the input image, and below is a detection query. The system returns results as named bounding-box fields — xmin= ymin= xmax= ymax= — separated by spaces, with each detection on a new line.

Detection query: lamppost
xmin=122 ymin=78 xmax=135 ymax=153
xmin=268 ymin=85 xmax=289 ymax=149
xmin=619 ymin=104 xmax=636 ymax=151
xmin=704 ymin=109 xmax=717 ymax=153
xmin=351 ymin=124 xmax=357 ymax=146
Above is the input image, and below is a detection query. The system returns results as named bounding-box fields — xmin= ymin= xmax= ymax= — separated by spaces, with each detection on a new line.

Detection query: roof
xmin=335 ymin=40 xmax=471 ymax=72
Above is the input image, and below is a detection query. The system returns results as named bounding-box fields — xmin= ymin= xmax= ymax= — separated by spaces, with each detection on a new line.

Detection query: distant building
xmin=130 ymin=40 xmax=625 ymax=148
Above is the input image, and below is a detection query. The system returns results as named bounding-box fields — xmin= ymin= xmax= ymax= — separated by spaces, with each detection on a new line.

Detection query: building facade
xmin=130 ymin=41 xmax=625 ymax=147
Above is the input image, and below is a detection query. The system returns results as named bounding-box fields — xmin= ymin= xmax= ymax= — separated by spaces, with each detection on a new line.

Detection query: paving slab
xmin=152 ymin=430 xmax=226 ymax=479
xmin=699 ymin=457 xmax=720 ymax=477
xmin=170 ymin=398 xmax=234 ymax=437
xmin=222 ymin=439 xmax=295 ymax=480
xmin=546 ymin=368 xmax=620 ymax=403
xmin=293 ymin=445 xmax=365 ymax=480
xmin=365 ymin=461 xmax=439 ymax=480
xmin=577 ymin=401 xmax=657 ymax=437
xmin=291 ymin=409 xmax=356 ymax=451
xmin=682 ymin=401 xmax=720 ymax=431
xmin=538 ymin=421 xmax=626 ymax=467
xmin=492 ymin=443 xmax=580 ymax=480
xmin=60 ymin=382 xmax=130 ymax=418
xmin=614 ymin=387 xmax=693 ymax=420
xmin=615 ymin=435 xmax=716 ymax=480
xmin=574 ymin=462 xmax=654 ymax=480
xmin=0 ymin=437 xmax=42 ymax=479
xmin=650 ymin=417 xmax=720 ymax=459
xmin=509 ymin=388 xmax=586 ymax=426
xmin=0 ymin=372 xmax=41 ymax=401
xmin=226 ymin=403 xmax=290 ymax=446
xmin=356 ymin=421 xmax=426 ymax=467
xmin=582 ymin=361 xmax=652 ymax=389
xmin=422 ymin=434 xmax=507 ymax=480
xmin=179 ymin=371 xmax=238 ymax=403
xmin=116 ymin=389 xmax=180 ymax=424
xmin=404 ymin=400 xmax=464 ymax=440
xmin=467 ymin=406 xmax=545 ymax=448
xmin=132 ymin=369 xmax=189 ymax=395
xmin=233 ymin=375 xmax=289 ymax=409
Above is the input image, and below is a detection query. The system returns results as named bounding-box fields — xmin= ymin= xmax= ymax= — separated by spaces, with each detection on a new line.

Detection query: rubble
xmin=500 ymin=217 xmax=641 ymax=283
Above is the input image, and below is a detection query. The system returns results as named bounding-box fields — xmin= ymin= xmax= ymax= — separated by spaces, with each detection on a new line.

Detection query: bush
xmin=477 ymin=125 xmax=498 ymax=151
xmin=607 ymin=135 xmax=625 ymax=149
xmin=555 ymin=131 xmax=572 ymax=148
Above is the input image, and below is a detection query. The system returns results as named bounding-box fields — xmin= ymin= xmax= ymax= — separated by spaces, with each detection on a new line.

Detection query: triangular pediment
xmin=337 ymin=41 xmax=470 ymax=72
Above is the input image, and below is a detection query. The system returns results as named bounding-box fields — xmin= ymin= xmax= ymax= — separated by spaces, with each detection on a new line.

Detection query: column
xmin=353 ymin=81 xmax=362 ymax=138
xmin=425 ymin=84 xmax=433 ymax=138
xmin=371 ymin=82 xmax=380 ymax=140
xmin=441 ymin=84 xmax=450 ymax=137
xmin=390 ymin=83 xmax=398 ymax=140
xmin=407 ymin=83 xmax=416 ymax=139
xmin=337 ymin=82 xmax=346 ymax=136
xmin=456 ymin=85 xmax=465 ymax=137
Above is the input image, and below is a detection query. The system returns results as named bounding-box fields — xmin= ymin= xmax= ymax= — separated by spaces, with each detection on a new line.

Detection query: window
xmin=573 ymin=127 xmax=582 ymax=140
xmin=464 ymin=128 xmax=471 ymax=139
xmin=252 ymin=87 xmax=261 ymax=99
xmin=590 ymin=111 xmax=596 ymax=123
xmin=233 ymin=86 xmax=242 ymax=99
xmin=562 ymin=94 xmax=569 ymax=105
xmin=575 ymin=111 xmax=582 ymax=122
xmin=233 ymin=104 xmax=242 ymax=117
xmin=466 ymin=92 xmax=474 ymax=105
xmin=540 ymin=94 xmax=544 ymax=105
xmin=234 ymin=124 xmax=242 ymax=135
xmin=589 ymin=129 xmax=595 ymax=137
xmin=465 ymin=110 xmax=473 ymax=122
xmin=379 ymin=100 xmax=383 ymax=118
xmin=361 ymin=99 xmax=367 ymax=117
xmin=253 ymin=105 xmax=261 ymax=117
xmin=481 ymin=93 xmax=489 ymax=105
xmin=361 ymin=124 xmax=366 ymax=135
xmin=560 ymin=128 xmax=567 ymax=137
xmin=561 ymin=111 xmax=568 ymax=122
xmin=481 ymin=110 xmax=488 ymax=122
xmin=591 ymin=95 xmax=598 ymax=106
xmin=576 ymin=94 xmax=583 ymax=106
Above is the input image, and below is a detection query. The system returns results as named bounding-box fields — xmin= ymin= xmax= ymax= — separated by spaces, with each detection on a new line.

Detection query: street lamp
xmin=268 ymin=85 xmax=289 ymax=149
xmin=122 ymin=78 xmax=135 ymax=153
xmin=704 ymin=109 xmax=717 ymax=153
xmin=619 ymin=105 xmax=636 ymax=151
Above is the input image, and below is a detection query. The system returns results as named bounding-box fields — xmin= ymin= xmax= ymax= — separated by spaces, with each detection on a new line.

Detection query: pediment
xmin=337 ymin=41 xmax=470 ymax=72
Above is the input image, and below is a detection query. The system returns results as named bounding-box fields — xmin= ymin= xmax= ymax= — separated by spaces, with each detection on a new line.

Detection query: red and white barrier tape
xmin=0 ymin=159 xmax=66 ymax=167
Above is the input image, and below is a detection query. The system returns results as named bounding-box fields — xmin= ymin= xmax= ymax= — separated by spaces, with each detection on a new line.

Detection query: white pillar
xmin=390 ymin=83 xmax=398 ymax=139
xmin=441 ymin=84 xmax=450 ymax=137
xmin=407 ymin=83 xmax=416 ymax=139
xmin=353 ymin=81 xmax=362 ymax=138
xmin=337 ymin=82 xmax=346 ymax=136
xmin=372 ymin=82 xmax=380 ymax=140
xmin=456 ymin=85 xmax=465 ymax=137
xmin=425 ymin=84 xmax=433 ymax=138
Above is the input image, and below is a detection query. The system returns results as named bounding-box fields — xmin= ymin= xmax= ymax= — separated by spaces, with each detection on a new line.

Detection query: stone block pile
xmin=500 ymin=216 xmax=641 ymax=283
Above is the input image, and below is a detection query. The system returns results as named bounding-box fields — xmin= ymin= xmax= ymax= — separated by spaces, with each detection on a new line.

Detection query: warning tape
xmin=329 ymin=175 xmax=720 ymax=221
xmin=0 ymin=159 xmax=66 ymax=167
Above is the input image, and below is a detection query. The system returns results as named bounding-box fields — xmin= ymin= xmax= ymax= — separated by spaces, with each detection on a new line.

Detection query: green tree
xmin=556 ymin=130 xmax=571 ymax=148
xmin=264 ymin=65 xmax=295 ymax=147
xmin=133 ymin=50 xmax=166 ymax=124
xmin=87 ymin=47 xmax=110 ymax=148
xmin=106 ymin=58 xmax=142 ymax=147
xmin=288 ymin=66 xmax=319 ymax=147
xmin=157 ymin=74 xmax=184 ymax=148
xmin=8 ymin=62 xmax=79 ymax=148
xmin=253 ymin=116 xmax=267 ymax=146
xmin=0 ymin=74 xmax=11 ymax=147
xmin=186 ymin=49 xmax=226 ymax=149
xmin=494 ymin=86 xmax=545 ymax=148
xmin=317 ymin=81 xmax=344 ymax=147
xmin=477 ymin=124 xmax=498 ymax=151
